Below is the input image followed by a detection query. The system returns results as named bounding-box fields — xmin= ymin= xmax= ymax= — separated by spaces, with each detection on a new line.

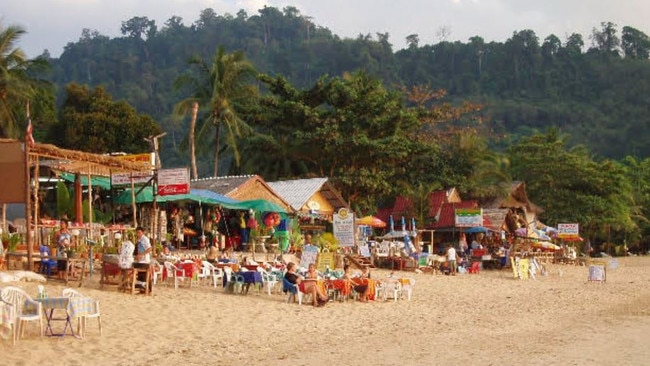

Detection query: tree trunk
xmin=213 ymin=117 xmax=221 ymax=177
xmin=189 ymin=102 xmax=199 ymax=180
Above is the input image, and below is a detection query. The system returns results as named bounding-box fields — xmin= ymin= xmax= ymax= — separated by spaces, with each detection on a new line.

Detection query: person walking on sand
xmin=446 ymin=244 xmax=457 ymax=276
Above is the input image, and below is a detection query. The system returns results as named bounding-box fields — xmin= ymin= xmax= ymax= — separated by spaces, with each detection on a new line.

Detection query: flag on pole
xmin=26 ymin=103 xmax=35 ymax=147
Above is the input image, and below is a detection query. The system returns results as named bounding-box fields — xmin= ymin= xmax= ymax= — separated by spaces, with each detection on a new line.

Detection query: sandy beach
xmin=2 ymin=257 xmax=650 ymax=366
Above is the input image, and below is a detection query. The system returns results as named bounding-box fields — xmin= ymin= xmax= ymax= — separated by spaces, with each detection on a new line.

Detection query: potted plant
xmin=1 ymin=231 xmax=9 ymax=251
xmin=7 ymin=234 xmax=21 ymax=253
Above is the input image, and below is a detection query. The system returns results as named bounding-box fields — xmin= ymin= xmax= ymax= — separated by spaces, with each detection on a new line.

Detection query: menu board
xmin=299 ymin=245 xmax=319 ymax=269
xmin=317 ymin=252 xmax=335 ymax=272
xmin=333 ymin=208 xmax=355 ymax=247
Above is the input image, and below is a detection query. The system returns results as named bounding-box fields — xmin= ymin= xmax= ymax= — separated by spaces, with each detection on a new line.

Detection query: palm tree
xmin=175 ymin=46 xmax=258 ymax=177
xmin=173 ymin=100 xmax=199 ymax=179
xmin=0 ymin=22 xmax=41 ymax=138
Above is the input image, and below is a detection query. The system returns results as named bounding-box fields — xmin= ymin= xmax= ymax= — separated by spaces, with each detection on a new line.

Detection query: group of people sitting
xmin=283 ymin=262 xmax=373 ymax=307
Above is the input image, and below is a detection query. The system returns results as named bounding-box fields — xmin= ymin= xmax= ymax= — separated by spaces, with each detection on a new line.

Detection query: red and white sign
xmin=158 ymin=168 xmax=190 ymax=196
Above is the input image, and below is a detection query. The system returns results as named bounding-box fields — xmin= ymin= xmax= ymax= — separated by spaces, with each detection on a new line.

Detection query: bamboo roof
xmin=0 ymin=139 xmax=152 ymax=176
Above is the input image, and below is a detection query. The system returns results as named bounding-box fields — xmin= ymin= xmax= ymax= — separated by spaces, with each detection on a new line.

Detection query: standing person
xmin=446 ymin=244 xmax=457 ymax=276
xmin=55 ymin=220 xmax=72 ymax=280
xmin=135 ymin=227 xmax=152 ymax=291
xmin=239 ymin=211 xmax=249 ymax=252
xmin=135 ymin=227 xmax=152 ymax=264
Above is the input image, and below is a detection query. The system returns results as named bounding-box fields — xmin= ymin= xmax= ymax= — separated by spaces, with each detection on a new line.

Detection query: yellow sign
xmin=114 ymin=153 xmax=154 ymax=168
xmin=337 ymin=208 xmax=349 ymax=219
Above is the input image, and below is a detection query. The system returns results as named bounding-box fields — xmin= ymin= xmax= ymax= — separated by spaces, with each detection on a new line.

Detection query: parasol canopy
xmin=356 ymin=215 xmax=387 ymax=228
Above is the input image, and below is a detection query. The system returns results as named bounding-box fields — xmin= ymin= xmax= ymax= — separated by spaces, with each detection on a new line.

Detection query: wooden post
xmin=74 ymin=174 xmax=82 ymax=224
xmin=87 ymin=167 xmax=93 ymax=238
xmin=131 ymin=176 xmax=137 ymax=228
xmin=25 ymin=137 xmax=33 ymax=271
xmin=33 ymin=156 xmax=40 ymax=247
xmin=1 ymin=203 xmax=5 ymax=233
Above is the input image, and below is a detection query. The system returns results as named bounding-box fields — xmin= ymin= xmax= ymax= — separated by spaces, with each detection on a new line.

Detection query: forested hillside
xmin=40 ymin=6 xmax=650 ymax=168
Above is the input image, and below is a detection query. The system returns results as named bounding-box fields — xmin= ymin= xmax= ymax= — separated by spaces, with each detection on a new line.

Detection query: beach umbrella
xmin=411 ymin=217 xmax=417 ymax=237
xmin=356 ymin=215 xmax=387 ymax=228
xmin=389 ymin=215 xmax=394 ymax=232
xmin=401 ymin=216 xmax=407 ymax=231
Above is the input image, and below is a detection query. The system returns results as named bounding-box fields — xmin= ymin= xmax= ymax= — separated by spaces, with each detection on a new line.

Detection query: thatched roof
xmin=0 ymin=139 xmax=152 ymax=176
xmin=483 ymin=181 xmax=543 ymax=214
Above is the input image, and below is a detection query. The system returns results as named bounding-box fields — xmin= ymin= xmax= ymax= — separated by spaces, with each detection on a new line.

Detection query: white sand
xmin=2 ymin=257 xmax=650 ymax=365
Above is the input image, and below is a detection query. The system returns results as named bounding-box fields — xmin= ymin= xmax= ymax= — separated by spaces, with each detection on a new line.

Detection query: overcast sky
xmin=2 ymin=0 xmax=649 ymax=58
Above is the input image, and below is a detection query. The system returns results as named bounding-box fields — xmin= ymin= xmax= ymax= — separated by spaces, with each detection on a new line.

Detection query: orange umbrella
xmin=357 ymin=215 xmax=387 ymax=228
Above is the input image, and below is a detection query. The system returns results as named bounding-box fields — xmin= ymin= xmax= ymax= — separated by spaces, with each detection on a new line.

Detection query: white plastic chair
xmin=400 ymin=278 xmax=415 ymax=301
xmin=151 ymin=261 xmax=164 ymax=286
xmin=257 ymin=268 xmax=279 ymax=295
xmin=163 ymin=262 xmax=187 ymax=290
xmin=376 ymin=281 xmax=402 ymax=302
xmin=62 ymin=288 xmax=102 ymax=338
xmin=1 ymin=286 xmax=43 ymax=344
xmin=201 ymin=261 xmax=224 ymax=288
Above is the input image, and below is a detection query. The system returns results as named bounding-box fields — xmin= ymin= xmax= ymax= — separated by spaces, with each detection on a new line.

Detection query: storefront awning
xmin=58 ymin=172 xmax=112 ymax=189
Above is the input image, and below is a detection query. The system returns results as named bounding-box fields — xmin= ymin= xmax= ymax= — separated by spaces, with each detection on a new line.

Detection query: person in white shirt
xmin=446 ymin=244 xmax=457 ymax=276
xmin=118 ymin=234 xmax=135 ymax=269
xmin=135 ymin=227 xmax=152 ymax=264
xmin=135 ymin=227 xmax=152 ymax=291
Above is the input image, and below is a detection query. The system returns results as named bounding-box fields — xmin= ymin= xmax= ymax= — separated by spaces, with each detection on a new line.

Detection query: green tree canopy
xmin=509 ymin=129 xmax=636 ymax=241
xmin=52 ymin=83 xmax=162 ymax=153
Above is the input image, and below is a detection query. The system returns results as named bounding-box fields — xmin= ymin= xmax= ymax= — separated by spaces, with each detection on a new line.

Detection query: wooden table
xmin=119 ymin=264 xmax=153 ymax=295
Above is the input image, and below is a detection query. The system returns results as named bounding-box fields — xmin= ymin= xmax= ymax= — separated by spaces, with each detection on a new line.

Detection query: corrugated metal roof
xmin=267 ymin=178 xmax=328 ymax=211
xmin=190 ymin=175 xmax=256 ymax=196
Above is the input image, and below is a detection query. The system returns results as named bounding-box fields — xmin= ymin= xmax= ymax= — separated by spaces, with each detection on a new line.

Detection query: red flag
xmin=26 ymin=114 xmax=35 ymax=146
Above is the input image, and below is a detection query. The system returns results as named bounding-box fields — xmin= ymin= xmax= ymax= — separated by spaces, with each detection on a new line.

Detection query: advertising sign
xmin=110 ymin=153 xmax=155 ymax=186
xmin=333 ymin=208 xmax=355 ymax=247
xmin=454 ymin=208 xmax=483 ymax=227
xmin=110 ymin=171 xmax=153 ymax=186
xmin=158 ymin=168 xmax=190 ymax=196
xmin=114 ymin=153 xmax=154 ymax=167
xmin=557 ymin=223 xmax=580 ymax=239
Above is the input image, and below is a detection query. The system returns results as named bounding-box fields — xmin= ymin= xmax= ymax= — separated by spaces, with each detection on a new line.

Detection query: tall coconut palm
xmin=173 ymin=100 xmax=199 ymax=179
xmin=175 ymin=46 xmax=258 ymax=177
xmin=0 ymin=22 xmax=40 ymax=138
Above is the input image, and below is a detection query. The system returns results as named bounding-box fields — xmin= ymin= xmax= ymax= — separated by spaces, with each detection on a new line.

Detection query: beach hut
xmin=0 ymin=138 xmax=150 ymax=270
xmin=191 ymin=175 xmax=292 ymax=213
xmin=267 ymin=177 xmax=348 ymax=232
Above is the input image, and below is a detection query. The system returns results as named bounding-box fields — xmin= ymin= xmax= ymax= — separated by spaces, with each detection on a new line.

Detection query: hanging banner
xmin=455 ymin=208 xmax=483 ymax=227
xmin=158 ymin=168 xmax=190 ymax=196
xmin=558 ymin=223 xmax=580 ymax=240
xmin=333 ymin=208 xmax=355 ymax=247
